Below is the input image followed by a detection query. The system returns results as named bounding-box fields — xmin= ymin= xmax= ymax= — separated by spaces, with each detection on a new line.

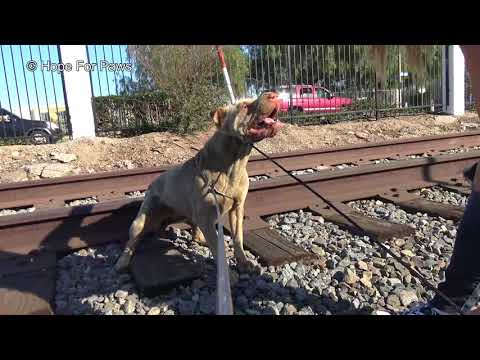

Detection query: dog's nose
xmin=264 ymin=92 xmax=280 ymax=108
xmin=265 ymin=92 xmax=278 ymax=101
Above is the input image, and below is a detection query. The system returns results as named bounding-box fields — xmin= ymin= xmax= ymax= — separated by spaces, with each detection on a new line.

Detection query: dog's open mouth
xmin=247 ymin=99 xmax=284 ymax=142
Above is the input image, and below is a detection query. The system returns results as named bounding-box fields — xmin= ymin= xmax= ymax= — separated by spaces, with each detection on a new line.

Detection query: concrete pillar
xmin=442 ymin=45 xmax=465 ymax=115
xmin=59 ymin=45 xmax=96 ymax=138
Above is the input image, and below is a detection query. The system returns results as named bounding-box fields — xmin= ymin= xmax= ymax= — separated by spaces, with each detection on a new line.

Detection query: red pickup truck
xmin=278 ymin=85 xmax=352 ymax=113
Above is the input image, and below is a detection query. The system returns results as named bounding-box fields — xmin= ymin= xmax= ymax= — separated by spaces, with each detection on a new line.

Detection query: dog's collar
xmin=200 ymin=171 xmax=235 ymax=201
xmin=194 ymin=156 xmax=235 ymax=201
xmin=216 ymin=128 xmax=255 ymax=147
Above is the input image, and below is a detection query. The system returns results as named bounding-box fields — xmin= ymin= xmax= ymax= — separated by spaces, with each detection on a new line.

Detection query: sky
xmin=0 ymin=45 xmax=132 ymax=119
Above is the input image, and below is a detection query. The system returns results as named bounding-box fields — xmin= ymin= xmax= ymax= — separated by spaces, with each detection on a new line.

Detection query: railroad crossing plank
xmin=130 ymin=238 xmax=202 ymax=297
xmin=171 ymin=217 xmax=318 ymax=267
xmin=309 ymin=203 xmax=415 ymax=241
xmin=0 ymin=251 xmax=55 ymax=277
xmin=0 ymin=252 xmax=56 ymax=315
xmin=380 ymin=195 xmax=465 ymax=221
xmin=241 ymin=218 xmax=319 ymax=266
xmin=440 ymin=184 xmax=471 ymax=196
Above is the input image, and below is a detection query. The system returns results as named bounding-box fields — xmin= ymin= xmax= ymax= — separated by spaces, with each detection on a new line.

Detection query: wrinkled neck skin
xmin=195 ymin=129 xmax=253 ymax=181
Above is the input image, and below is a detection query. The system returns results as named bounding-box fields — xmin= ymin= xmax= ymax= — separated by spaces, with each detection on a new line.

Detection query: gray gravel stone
xmin=126 ymin=191 xmax=146 ymax=199
xmin=54 ymin=185 xmax=467 ymax=315
xmin=283 ymin=304 xmax=298 ymax=315
xmin=398 ymin=289 xmax=419 ymax=307
xmin=249 ymin=175 xmax=270 ymax=182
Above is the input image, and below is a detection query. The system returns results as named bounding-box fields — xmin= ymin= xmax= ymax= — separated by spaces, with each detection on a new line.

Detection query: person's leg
xmin=429 ymin=45 xmax=480 ymax=311
xmin=431 ymin=187 xmax=480 ymax=309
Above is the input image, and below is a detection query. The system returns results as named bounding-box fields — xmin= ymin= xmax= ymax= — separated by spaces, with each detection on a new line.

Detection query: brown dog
xmin=114 ymin=91 xmax=284 ymax=274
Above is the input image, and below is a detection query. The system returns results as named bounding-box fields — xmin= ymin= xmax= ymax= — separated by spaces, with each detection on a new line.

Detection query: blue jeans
xmin=432 ymin=188 xmax=480 ymax=308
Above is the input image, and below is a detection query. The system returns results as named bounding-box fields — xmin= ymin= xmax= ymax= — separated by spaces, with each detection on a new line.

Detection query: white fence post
xmin=59 ymin=45 xmax=96 ymax=138
xmin=442 ymin=45 xmax=465 ymax=116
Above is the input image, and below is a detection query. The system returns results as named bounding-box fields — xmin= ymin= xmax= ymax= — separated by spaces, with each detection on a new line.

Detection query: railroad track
xmin=0 ymin=131 xmax=479 ymax=315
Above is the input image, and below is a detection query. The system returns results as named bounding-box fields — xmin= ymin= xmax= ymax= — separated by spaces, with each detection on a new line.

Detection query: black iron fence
xmin=244 ymin=45 xmax=444 ymax=124
xmin=466 ymin=69 xmax=475 ymax=111
xmin=89 ymin=45 xmax=447 ymax=136
xmin=0 ymin=45 xmax=473 ymax=143
xmin=0 ymin=45 xmax=71 ymax=145
xmin=87 ymin=45 xmax=145 ymax=135
xmin=88 ymin=45 xmax=230 ymax=136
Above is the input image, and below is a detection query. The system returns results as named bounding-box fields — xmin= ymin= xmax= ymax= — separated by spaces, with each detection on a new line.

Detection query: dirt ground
xmin=1 ymin=112 xmax=479 ymax=184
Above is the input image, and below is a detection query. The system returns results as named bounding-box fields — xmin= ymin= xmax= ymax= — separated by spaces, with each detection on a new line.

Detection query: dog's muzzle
xmin=246 ymin=92 xmax=284 ymax=142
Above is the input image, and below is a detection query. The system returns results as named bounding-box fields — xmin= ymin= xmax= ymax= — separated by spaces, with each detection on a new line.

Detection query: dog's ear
xmin=211 ymin=107 xmax=227 ymax=128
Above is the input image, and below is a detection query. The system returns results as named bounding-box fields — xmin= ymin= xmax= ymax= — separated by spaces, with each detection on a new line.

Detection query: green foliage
xmin=94 ymin=45 xmax=444 ymax=136
xmin=245 ymin=45 xmax=442 ymax=91
xmin=93 ymin=88 xmax=228 ymax=135
xmin=93 ymin=91 xmax=169 ymax=134
xmin=222 ymin=46 xmax=249 ymax=97
xmin=108 ymin=45 xmax=246 ymax=134
xmin=246 ymin=45 xmax=378 ymax=90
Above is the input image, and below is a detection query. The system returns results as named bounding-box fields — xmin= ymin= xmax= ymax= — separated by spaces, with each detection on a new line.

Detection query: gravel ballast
xmin=0 ymin=206 xmax=35 ymax=217
xmin=54 ymin=185 xmax=472 ymax=315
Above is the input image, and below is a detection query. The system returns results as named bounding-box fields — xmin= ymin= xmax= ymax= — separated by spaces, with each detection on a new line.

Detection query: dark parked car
xmin=0 ymin=108 xmax=61 ymax=144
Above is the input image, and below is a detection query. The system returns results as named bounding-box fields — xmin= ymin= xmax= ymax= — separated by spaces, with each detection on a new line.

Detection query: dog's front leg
xmin=230 ymin=203 xmax=262 ymax=275
xmin=197 ymin=216 xmax=219 ymax=262
xmin=114 ymin=193 xmax=157 ymax=272
xmin=115 ymin=212 xmax=148 ymax=272
xmin=191 ymin=225 xmax=207 ymax=245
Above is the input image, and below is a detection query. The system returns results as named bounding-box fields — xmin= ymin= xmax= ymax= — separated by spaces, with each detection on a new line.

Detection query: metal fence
xmin=87 ymin=45 xmax=147 ymax=135
xmin=0 ymin=45 xmax=472 ymax=144
xmin=243 ymin=45 xmax=444 ymax=124
xmin=86 ymin=45 xmax=134 ymax=98
xmin=88 ymin=45 xmax=446 ymax=136
xmin=0 ymin=45 xmax=71 ymax=144
xmin=466 ymin=69 xmax=475 ymax=111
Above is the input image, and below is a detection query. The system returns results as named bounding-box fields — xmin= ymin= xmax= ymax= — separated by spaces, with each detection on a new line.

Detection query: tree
xmin=221 ymin=46 xmax=249 ymax=97
xmin=121 ymin=45 xmax=249 ymax=133
xmin=244 ymin=45 xmax=442 ymax=93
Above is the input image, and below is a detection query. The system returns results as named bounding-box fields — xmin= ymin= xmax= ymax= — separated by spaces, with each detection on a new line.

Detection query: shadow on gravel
xmin=1 ymin=201 xmax=368 ymax=316
xmin=0 ymin=201 xmax=138 ymax=314
xmin=61 ymin=232 xmax=368 ymax=316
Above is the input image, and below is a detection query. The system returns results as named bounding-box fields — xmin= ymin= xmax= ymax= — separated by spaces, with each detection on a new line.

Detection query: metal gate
xmin=87 ymin=45 xmax=446 ymax=136
xmin=0 ymin=45 xmax=72 ymax=145
xmin=244 ymin=45 xmax=444 ymax=124
xmin=466 ymin=68 xmax=475 ymax=111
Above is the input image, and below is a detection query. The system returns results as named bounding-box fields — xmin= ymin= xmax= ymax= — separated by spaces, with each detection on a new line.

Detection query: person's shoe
xmin=402 ymin=301 xmax=460 ymax=315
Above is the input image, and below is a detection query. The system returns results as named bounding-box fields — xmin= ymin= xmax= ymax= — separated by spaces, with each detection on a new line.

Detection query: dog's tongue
xmin=247 ymin=91 xmax=284 ymax=141
xmin=248 ymin=118 xmax=284 ymax=141
xmin=263 ymin=117 xmax=276 ymax=126
xmin=264 ymin=117 xmax=284 ymax=131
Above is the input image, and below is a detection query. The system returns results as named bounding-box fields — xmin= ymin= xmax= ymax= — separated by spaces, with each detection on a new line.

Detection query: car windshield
xmin=316 ymin=88 xmax=330 ymax=98
xmin=300 ymin=87 xmax=314 ymax=98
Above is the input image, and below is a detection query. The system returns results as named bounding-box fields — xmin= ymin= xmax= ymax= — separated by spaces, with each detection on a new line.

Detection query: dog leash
xmin=215 ymin=45 xmax=464 ymax=315
xmin=211 ymin=187 xmax=234 ymax=315
xmin=251 ymin=144 xmax=466 ymax=315
xmin=197 ymin=163 xmax=234 ymax=315
xmin=212 ymin=46 xmax=240 ymax=315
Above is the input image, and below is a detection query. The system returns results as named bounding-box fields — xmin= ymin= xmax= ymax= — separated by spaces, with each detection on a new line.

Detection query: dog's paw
xmin=191 ymin=228 xmax=208 ymax=246
xmin=192 ymin=235 xmax=208 ymax=246
xmin=237 ymin=259 xmax=262 ymax=276
xmin=114 ymin=254 xmax=131 ymax=273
